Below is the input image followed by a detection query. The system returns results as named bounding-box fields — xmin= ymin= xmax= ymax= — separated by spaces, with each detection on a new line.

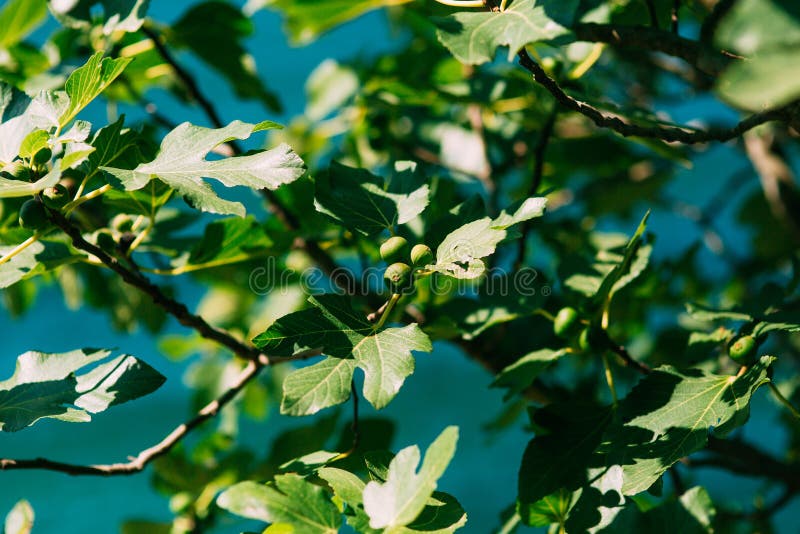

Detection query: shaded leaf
xmin=606 ymin=356 xmax=774 ymax=495
xmin=314 ymin=160 xmax=430 ymax=236
xmin=564 ymin=212 xmax=650 ymax=303
xmin=518 ymin=402 xmax=613 ymax=517
xmin=0 ymin=348 xmax=165 ymax=432
xmin=492 ymin=349 xmax=567 ymax=399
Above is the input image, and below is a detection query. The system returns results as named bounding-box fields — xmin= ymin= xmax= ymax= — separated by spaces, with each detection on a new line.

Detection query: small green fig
xmin=729 ymin=335 xmax=756 ymax=362
xmin=380 ymin=236 xmax=409 ymax=263
xmin=553 ymin=307 xmax=580 ymax=338
xmin=384 ymin=262 xmax=412 ymax=290
xmin=578 ymin=325 xmax=607 ymax=352
xmin=42 ymin=184 xmax=70 ymax=209
xmin=96 ymin=230 xmax=116 ymax=253
xmin=111 ymin=214 xmax=134 ymax=233
xmin=18 ymin=199 xmax=48 ymax=230
xmin=32 ymin=147 xmax=52 ymax=166
xmin=410 ymin=244 xmax=434 ymax=266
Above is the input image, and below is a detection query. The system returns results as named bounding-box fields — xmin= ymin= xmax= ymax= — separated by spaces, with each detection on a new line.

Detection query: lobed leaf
xmin=0 ymin=348 xmax=165 ymax=432
xmin=314 ymin=160 xmax=430 ymax=236
xmin=363 ymin=426 xmax=459 ymax=529
xmin=432 ymin=197 xmax=546 ymax=279
xmin=435 ymin=0 xmax=573 ymax=65
xmin=216 ymin=474 xmax=341 ymax=533
xmin=59 ymin=52 xmax=132 ymax=127
xmin=254 ymin=294 xmax=432 ymax=414
xmin=103 ymin=120 xmax=304 ymax=216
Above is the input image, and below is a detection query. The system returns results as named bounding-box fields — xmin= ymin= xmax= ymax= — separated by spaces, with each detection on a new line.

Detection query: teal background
xmin=0 ymin=2 xmax=798 ymax=532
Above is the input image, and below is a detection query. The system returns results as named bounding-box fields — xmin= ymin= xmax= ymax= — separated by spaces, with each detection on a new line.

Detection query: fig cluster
xmin=553 ymin=306 xmax=605 ymax=352
xmin=379 ymin=236 xmax=434 ymax=292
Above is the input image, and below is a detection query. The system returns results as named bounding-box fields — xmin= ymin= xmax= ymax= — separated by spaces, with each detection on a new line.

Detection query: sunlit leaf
xmin=217 ymin=474 xmax=341 ymax=533
xmin=103 ymin=120 xmax=304 ymax=216
xmin=363 ymin=426 xmax=459 ymax=529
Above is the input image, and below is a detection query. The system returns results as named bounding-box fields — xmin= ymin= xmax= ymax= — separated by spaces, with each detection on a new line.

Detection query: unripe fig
xmin=729 ymin=335 xmax=756 ymax=362
xmin=96 ymin=230 xmax=116 ymax=253
xmin=410 ymin=244 xmax=434 ymax=266
xmin=553 ymin=307 xmax=580 ymax=338
xmin=384 ymin=262 xmax=412 ymax=290
xmin=32 ymin=147 xmax=52 ymax=166
xmin=1 ymin=161 xmax=30 ymax=181
xmin=579 ymin=325 xmax=606 ymax=352
xmin=18 ymin=199 xmax=48 ymax=230
xmin=111 ymin=214 xmax=134 ymax=233
xmin=42 ymin=184 xmax=69 ymax=209
xmin=380 ymin=236 xmax=409 ymax=263
xmin=579 ymin=327 xmax=591 ymax=351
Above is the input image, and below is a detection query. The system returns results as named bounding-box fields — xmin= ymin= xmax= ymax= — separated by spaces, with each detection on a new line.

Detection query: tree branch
xmin=571 ymin=23 xmax=730 ymax=76
xmin=516 ymin=49 xmax=789 ymax=144
xmin=0 ymin=356 xmax=267 ymax=475
xmin=696 ymin=436 xmax=800 ymax=489
xmin=141 ymin=23 xmax=228 ymax=132
xmin=699 ymin=0 xmax=736 ymax=44
xmin=47 ymin=208 xmax=264 ymax=362
xmin=607 ymin=337 xmax=652 ymax=374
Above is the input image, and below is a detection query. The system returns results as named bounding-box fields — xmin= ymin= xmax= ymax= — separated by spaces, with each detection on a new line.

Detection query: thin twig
xmin=0 ymin=357 xmax=267 ymax=475
xmin=140 ymin=24 xmax=227 ymax=131
xmin=768 ymin=382 xmax=800 ymax=420
xmin=606 ymin=334 xmax=652 ymax=374
xmin=671 ymin=0 xmax=680 ymax=33
xmin=47 ymin=208 xmax=264 ymax=362
xmin=700 ymin=436 xmax=800 ymax=488
xmin=699 ymin=0 xmax=736 ymax=43
xmin=516 ymin=49 xmax=789 ymax=144
xmin=572 ymin=23 xmax=731 ymax=76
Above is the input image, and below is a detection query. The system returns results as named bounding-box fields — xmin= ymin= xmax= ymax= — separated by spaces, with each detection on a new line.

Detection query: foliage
xmin=0 ymin=0 xmax=799 ymax=532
